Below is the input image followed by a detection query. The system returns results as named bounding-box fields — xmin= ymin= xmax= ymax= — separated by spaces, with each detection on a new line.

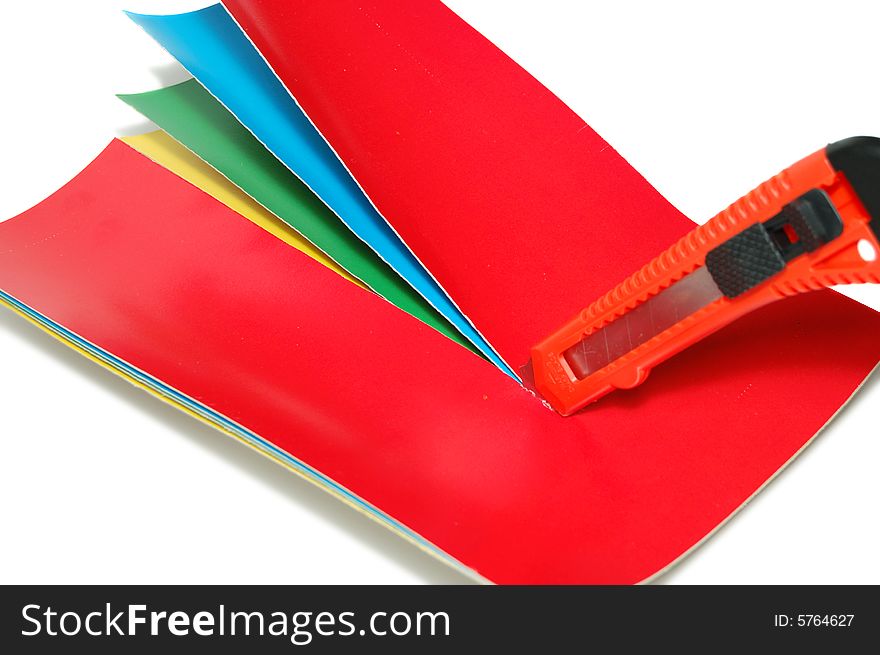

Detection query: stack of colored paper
xmin=0 ymin=1 xmax=877 ymax=583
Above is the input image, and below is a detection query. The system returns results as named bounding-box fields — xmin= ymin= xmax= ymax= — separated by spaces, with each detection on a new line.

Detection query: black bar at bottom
xmin=1 ymin=585 xmax=877 ymax=652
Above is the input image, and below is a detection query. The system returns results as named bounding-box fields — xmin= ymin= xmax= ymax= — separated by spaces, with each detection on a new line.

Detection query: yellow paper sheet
xmin=121 ymin=131 xmax=361 ymax=287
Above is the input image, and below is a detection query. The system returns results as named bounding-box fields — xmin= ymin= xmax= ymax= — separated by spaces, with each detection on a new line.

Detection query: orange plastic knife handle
xmin=531 ymin=137 xmax=880 ymax=415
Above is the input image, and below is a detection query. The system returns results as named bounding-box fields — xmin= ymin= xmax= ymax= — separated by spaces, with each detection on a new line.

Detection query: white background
xmin=0 ymin=0 xmax=877 ymax=584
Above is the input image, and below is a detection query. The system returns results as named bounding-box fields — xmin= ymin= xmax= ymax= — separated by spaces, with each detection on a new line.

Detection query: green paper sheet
xmin=119 ymin=80 xmax=472 ymax=351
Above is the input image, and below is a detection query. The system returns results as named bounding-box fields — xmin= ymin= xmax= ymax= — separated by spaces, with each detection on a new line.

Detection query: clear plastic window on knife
xmin=562 ymin=267 xmax=723 ymax=380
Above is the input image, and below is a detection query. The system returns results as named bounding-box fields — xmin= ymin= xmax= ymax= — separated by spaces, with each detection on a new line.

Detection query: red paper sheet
xmin=222 ymin=0 xmax=696 ymax=367
xmin=1 ymin=140 xmax=877 ymax=583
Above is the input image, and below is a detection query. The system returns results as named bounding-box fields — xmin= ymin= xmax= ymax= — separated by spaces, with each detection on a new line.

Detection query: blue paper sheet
xmin=127 ymin=4 xmax=516 ymax=378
